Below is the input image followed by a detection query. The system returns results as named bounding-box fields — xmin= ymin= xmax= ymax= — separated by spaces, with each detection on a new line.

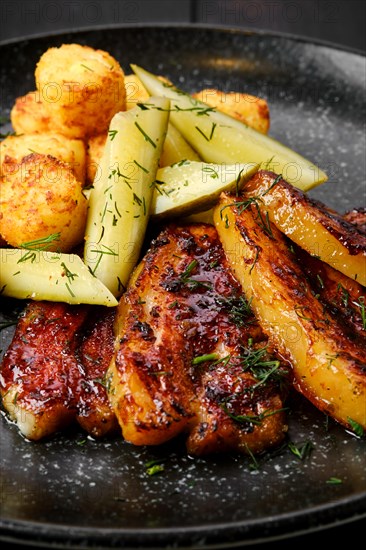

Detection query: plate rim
xmin=1 ymin=497 xmax=365 ymax=549
xmin=0 ymin=21 xmax=365 ymax=57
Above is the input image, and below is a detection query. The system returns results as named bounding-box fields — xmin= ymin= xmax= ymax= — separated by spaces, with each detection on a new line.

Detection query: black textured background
xmin=0 ymin=0 xmax=365 ymax=52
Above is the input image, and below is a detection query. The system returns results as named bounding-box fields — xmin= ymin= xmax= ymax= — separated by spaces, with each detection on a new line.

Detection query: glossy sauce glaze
xmin=109 ymin=223 xmax=290 ymax=455
xmin=0 ymin=301 xmax=116 ymax=439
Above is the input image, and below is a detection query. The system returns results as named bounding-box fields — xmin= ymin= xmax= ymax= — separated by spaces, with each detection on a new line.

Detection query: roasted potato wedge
xmin=214 ymin=193 xmax=366 ymax=432
xmin=242 ymin=170 xmax=366 ymax=285
xmin=193 ymin=88 xmax=270 ymax=134
xmin=35 ymin=43 xmax=126 ymax=139
xmin=0 ymin=153 xmax=87 ymax=252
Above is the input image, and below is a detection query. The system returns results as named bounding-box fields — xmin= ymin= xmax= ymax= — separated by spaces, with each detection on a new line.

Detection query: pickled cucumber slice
xmin=151 ymin=160 xmax=258 ymax=219
xmin=160 ymin=123 xmax=201 ymax=166
xmin=84 ymin=97 xmax=170 ymax=297
xmin=0 ymin=248 xmax=117 ymax=306
xmin=131 ymin=65 xmax=327 ymax=191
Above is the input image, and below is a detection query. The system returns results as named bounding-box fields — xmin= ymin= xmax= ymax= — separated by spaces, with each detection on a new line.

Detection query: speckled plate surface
xmin=0 ymin=25 xmax=365 ymax=549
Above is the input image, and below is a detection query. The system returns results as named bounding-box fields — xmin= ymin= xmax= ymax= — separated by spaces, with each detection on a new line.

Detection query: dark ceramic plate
xmin=0 ymin=25 xmax=365 ymax=549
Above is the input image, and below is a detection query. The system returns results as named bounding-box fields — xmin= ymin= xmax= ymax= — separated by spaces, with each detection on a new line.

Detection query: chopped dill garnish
xmin=294 ymin=305 xmax=312 ymax=321
xmin=179 ymin=260 xmax=212 ymax=291
xmin=354 ymin=296 xmax=365 ymax=329
xmin=202 ymin=165 xmax=219 ymax=179
xmin=108 ymin=129 xmax=118 ymax=141
xmin=326 ymin=477 xmax=342 ymax=485
xmin=288 ymin=440 xmax=314 ymax=460
xmin=61 ymin=262 xmax=78 ymax=283
xmin=145 ymin=458 xmax=166 ymax=476
xmin=20 ymin=233 xmax=61 ymax=251
xmin=236 ymin=344 xmax=284 ymax=389
xmin=217 ymin=294 xmax=253 ymax=327
xmin=134 ymin=122 xmax=156 ymax=148
xmin=347 ymin=417 xmax=364 ymax=437
xmin=192 ymin=353 xmax=219 ymax=366
xmin=80 ymin=63 xmax=94 ymax=72
xmin=195 ymin=122 xmax=216 ymax=142
xmin=89 ymin=245 xmax=118 ymax=274
xmin=133 ymin=159 xmax=149 ymax=173
xmin=223 ymin=404 xmax=286 ymax=427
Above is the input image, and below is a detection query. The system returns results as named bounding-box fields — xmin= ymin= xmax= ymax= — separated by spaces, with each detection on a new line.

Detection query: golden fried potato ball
xmin=0 ymin=133 xmax=86 ymax=185
xmin=0 ymin=153 xmax=87 ymax=252
xmin=193 ymin=89 xmax=270 ymax=134
xmin=85 ymin=133 xmax=107 ymax=186
xmin=124 ymin=74 xmax=149 ymax=110
xmin=10 ymin=91 xmax=52 ymax=135
xmin=35 ymin=43 xmax=126 ymax=139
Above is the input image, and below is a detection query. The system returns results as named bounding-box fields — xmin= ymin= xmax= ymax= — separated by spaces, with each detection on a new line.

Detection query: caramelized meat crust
xmin=0 ymin=301 xmax=116 ymax=440
xmin=214 ymin=192 xmax=366 ymax=431
xmin=344 ymin=207 xmax=366 ymax=234
xmin=296 ymin=246 xmax=366 ymax=340
xmin=242 ymin=170 xmax=366 ymax=284
xmin=75 ymin=306 xmax=119 ymax=437
xmin=108 ymin=223 xmax=289 ymax=455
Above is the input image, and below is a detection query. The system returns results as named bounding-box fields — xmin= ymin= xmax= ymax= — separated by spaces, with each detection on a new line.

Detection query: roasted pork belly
xmin=107 ymin=223 xmax=289 ymax=455
xmin=344 ymin=207 xmax=366 ymax=234
xmin=214 ymin=189 xmax=366 ymax=432
xmin=296 ymin=247 xmax=366 ymax=341
xmin=0 ymin=301 xmax=117 ymax=440
xmin=76 ymin=306 xmax=119 ymax=437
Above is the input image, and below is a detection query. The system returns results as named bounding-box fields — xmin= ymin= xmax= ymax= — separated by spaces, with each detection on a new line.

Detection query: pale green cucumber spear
xmin=0 ymin=248 xmax=118 ymax=306
xmin=151 ymin=160 xmax=259 ymax=220
xmin=84 ymin=96 xmax=170 ymax=297
xmin=131 ymin=65 xmax=327 ymax=191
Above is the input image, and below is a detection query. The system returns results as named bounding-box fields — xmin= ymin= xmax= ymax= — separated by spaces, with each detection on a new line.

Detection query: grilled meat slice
xmin=76 ymin=306 xmax=118 ymax=437
xmin=344 ymin=207 xmax=366 ymax=234
xmin=214 ymin=193 xmax=366 ymax=432
xmin=296 ymin=246 xmax=366 ymax=340
xmin=0 ymin=301 xmax=117 ymax=440
xmin=0 ymin=301 xmax=89 ymax=439
xmin=107 ymin=223 xmax=289 ymax=455
xmin=242 ymin=170 xmax=366 ymax=285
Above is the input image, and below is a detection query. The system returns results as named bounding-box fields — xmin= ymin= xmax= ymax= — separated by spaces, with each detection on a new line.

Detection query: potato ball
xmin=0 ymin=153 xmax=87 ymax=252
xmin=124 ymin=74 xmax=149 ymax=110
xmin=35 ymin=43 xmax=126 ymax=139
xmin=85 ymin=133 xmax=107 ymax=185
xmin=10 ymin=91 xmax=52 ymax=135
xmin=0 ymin=132 xmax=86 ymax=185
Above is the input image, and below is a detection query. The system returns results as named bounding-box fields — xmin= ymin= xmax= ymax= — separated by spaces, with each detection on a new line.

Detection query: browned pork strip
xmin=296 ymin=247 xmax=366 ymax=340
xmin=76 ymin=306 xmax=118 ymax=437
xmin=344 ymin=207 xmax=366 ymax=234
xmin=0 ymin=301 xmax=117 ymax=440
xmin=107 ymin=223 xmax=289 ymax=456
xmin=214 ymin=188 xmax=366 ymax=432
